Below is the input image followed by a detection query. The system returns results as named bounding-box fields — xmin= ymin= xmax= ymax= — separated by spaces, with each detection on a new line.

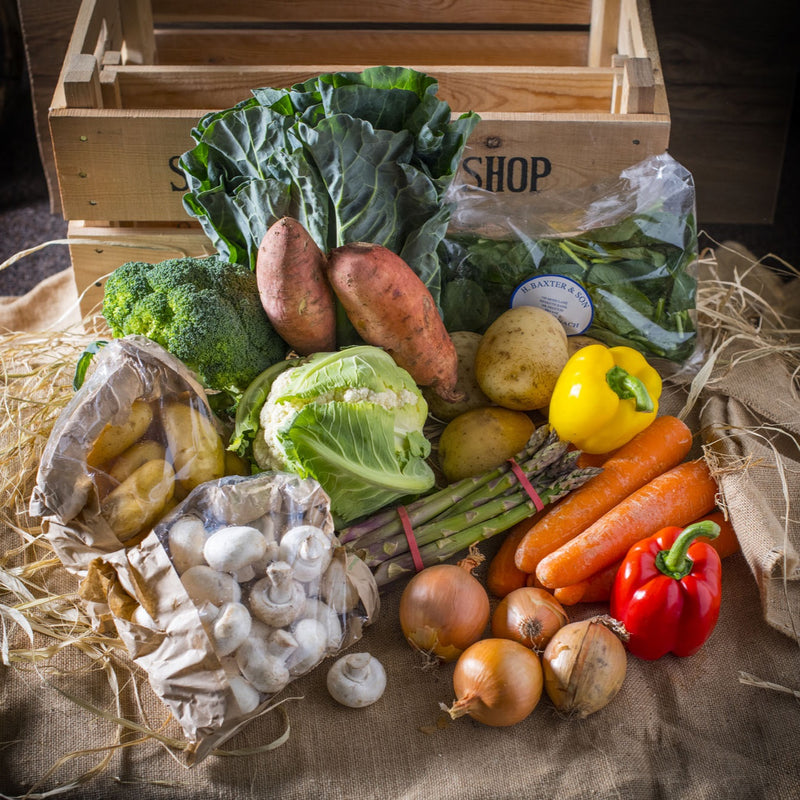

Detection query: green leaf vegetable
xmin=179 ymin=66 xmax=480 ymax=321
xmin=102 ymin=256 xmax=289 ymax=398
xmin=241 ymin=346 xmax=436 ymax=525
xmin=439 ymin=202 xmax=699 ymax=363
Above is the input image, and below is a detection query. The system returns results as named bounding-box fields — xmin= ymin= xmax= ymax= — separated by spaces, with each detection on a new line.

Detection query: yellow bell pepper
xmin=548 ymin=344 xmax=662 ymax=454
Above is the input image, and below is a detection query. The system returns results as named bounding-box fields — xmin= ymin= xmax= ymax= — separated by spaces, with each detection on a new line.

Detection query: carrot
xmin=690 ymin=509 xmax=741 ymax=559
xmin=552 ymin=560 xmax=623 ymax=606
xmin=486 ymin=511 xmax=548 ymax=598
xmin=256 ymin=217 xmax=336 ymax=355
xmin=536 ymin=458 xmax=719 ymax=589
xmin=514 ymin=415 xmax=694 ymax=573
xmin=325 ymin=242 xmax=460 ymax=401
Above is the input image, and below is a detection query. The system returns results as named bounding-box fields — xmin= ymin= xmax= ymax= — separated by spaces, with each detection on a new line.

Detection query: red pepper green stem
xmin=605 ymin=365 xmax=655 ymax=413
xmin=656 ymin=520 xmax=721 ymax=580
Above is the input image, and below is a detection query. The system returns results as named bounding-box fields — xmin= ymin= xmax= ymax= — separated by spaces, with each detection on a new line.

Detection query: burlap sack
xmin=2 ymin=254 xmax=800 ymax=800
xmin=683 ymin=242 xmax=800 ymax=640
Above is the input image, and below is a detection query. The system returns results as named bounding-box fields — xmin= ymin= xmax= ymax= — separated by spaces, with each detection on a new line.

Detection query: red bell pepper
xmin=610 ymin=520 xmax=722 ymax=660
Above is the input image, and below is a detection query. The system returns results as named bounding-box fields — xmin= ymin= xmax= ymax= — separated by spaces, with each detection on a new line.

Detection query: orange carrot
xmin=514 ymin=415 xmax=694 ymax=574
xmin=553 ymin=559 xmax=623 ymax=606
xmin=536 ymin=458 xmax=719 ymax=589
xmin=691 ymin=509 xmax=741 ymax=559
xmin=486 ymin=510 xmax=549 ymax=598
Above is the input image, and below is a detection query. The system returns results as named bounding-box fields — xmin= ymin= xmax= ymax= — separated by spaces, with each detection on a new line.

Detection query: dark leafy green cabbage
xmin=180 ymin=67 xmax=479 ymax=313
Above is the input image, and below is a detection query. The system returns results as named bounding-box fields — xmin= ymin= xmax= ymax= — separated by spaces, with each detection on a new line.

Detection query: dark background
xmin=1 ymin=1 xmax=798 ymax=297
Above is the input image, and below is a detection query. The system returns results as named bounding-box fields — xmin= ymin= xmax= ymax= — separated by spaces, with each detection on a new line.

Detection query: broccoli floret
xmin=102 ymin=256 xmax=289 ymax=396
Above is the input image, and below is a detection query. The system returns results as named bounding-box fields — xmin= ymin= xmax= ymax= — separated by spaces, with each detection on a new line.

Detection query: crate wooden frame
xmin=49 ymin=0 xmax=670 ymax=315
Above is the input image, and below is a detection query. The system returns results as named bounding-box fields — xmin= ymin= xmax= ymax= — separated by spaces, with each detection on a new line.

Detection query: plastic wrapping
xmin=29 ymin=336 xmax=379 ymax=763
xmin=439 ymin=153 xmax=700 ymax=371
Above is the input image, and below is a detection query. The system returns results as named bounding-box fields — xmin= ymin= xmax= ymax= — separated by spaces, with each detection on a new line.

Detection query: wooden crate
xmin=49 ymin=0 xmax=670 ymax=315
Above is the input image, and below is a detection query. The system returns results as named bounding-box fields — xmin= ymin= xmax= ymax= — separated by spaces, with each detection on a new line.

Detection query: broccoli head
xmin=102 ymin=256 xmax=289 ymax=396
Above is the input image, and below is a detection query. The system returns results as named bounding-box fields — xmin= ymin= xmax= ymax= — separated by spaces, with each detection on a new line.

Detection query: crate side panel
xmin=456 ymin=115 xmax=671 ymax=197
xmin=50 ymin=110 xmax=201 ymax=221
xmin=110 ymin=65 xmax=617 ymax=114
xmin=151 ymin=29 xmax=591 ymax=68
xmin=150 ymin=0 xmax=593 ymax=25
xmin=54 ymin=108 xmax=669 ymax=224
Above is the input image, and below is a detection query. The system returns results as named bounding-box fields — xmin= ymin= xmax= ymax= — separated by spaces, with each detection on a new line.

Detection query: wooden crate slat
xmin=151 ymin=28 xmax=591 ymax=69
xmin=51 ymin=107 xmax=669 ymax=222
xmin=150 ymin=0 xmax=594 ymax=26
xmin=103 ymin=64 xmax=618 ymax=114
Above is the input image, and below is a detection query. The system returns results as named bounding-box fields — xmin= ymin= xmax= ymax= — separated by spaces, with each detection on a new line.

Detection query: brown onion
xmin=444 ymin=638 xmax=543 ymax=727
xmin=491 ymin=587 xmax=568 ymax=651
xmin=542 ymin=615 xmax=628 ymax=718
xmin=399 ymin=561 xmax=490 ymax=663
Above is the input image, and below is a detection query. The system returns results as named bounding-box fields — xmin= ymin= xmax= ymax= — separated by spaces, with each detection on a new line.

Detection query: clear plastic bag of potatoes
xmin=30 ymin=335 xmax=243 ymax=582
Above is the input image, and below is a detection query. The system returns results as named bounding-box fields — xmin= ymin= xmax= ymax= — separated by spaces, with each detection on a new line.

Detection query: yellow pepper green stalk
xmin=548 ymin=344 xmax=662 ymax=454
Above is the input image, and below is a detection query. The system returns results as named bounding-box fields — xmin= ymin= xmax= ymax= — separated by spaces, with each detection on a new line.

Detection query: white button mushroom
xmin=210 ymin=601 xmax=252 ymax=656
xmin=203 ymin=525 xmax=268 ymax=574
xmin=326 ymin=652 xmax=387 ymax=708
xmin=266 ymin=628 xmax=299 ymax=662
xmin=228 ymin=675 xmax=261 ymax=715
xmin=235 ymin=637 xmax=290 ymax=695
xmin=301 ymin=597 xmax=344 ymax=652
xmin=167 ymin=515 xmax=208 ymax=575
xmin=285 ymin=617 xmax=329 ymax=677
xmin=181 ymin=564 xmax=242 ymax=608
xmin=278 ymin=525 xmax=334 ymax=583
xmin=248 ymin=561 xmax=306 ymax=627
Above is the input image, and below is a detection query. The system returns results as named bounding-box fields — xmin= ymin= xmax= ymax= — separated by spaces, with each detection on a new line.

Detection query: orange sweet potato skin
xmin=326 ymin=242 xmax=460 ymax=400
xmin=256 ymin=217 xmax=337 ymax=355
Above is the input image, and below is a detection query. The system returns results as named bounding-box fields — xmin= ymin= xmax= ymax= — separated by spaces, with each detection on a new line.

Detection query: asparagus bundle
xmin=339 ymin=426 xmax=601 ymax=587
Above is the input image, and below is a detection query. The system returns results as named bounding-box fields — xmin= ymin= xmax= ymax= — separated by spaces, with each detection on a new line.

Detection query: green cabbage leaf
xmin=248 ymin=346 xmax=434 ymax=525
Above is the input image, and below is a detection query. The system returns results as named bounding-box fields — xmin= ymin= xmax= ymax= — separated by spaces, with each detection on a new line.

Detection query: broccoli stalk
xmin=102 ymin=256 xmax=289 ymax=401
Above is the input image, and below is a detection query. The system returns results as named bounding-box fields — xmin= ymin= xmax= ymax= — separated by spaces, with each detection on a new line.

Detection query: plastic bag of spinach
xmin=439 ymin=153 xmax=700 ymax=367
xmin=179 ymin=67 xmax=479 ymax=321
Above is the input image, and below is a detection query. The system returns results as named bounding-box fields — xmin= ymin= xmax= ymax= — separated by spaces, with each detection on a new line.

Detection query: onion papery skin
xmin=542 ymin=617 xmax=627 ymax=718
xmin=399 ymin=563 xmax=490 ymax=663
xmin=449 ymin=638 xmax=543 ymax=727
xmin=491 ymin=587 xmax=568 ymax=651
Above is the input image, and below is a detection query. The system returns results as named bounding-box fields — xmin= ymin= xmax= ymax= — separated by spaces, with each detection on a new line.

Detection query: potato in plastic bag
xmin=30 ymin=335 xmax=242 ymax=579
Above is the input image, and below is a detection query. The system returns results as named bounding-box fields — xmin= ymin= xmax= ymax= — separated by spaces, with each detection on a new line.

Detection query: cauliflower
xmin=102 ymin=256 xmax=289 ymax=397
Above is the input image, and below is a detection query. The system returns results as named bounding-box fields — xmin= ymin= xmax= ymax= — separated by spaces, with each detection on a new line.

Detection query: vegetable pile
xmin=29 ymin=67 xmax=733 ymax=749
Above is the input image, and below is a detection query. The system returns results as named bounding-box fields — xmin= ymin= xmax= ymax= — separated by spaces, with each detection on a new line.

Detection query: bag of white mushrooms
xmin=30 ymin=336 xmax=380 ymax=764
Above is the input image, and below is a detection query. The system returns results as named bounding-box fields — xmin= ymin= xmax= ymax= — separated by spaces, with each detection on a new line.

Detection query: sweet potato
xmin=325 ymin=242 xmax=460 ymax=401
xmin=256 ymin=217 xmax=336 ymax=354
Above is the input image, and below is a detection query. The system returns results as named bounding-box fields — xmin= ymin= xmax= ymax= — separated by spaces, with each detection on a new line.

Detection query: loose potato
xmin=424 ymin=331 xmax=492 ymax=421
xmin=438 ymin=407 xmax=537 ymax=482
xmin=86 ymin=400 xmax=154 ymax=469
xmin=567 ymin=334 xmax=604 ymax=356
xmin=100 ymin=458 xmax=176 ymax=542
xmin=107 ymin=440 xmax=167 ymax=484
xmin=162 ymin=400 xmax=226 ymax=492
xmin=475 ymin=307 xmax=569 ymax=411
